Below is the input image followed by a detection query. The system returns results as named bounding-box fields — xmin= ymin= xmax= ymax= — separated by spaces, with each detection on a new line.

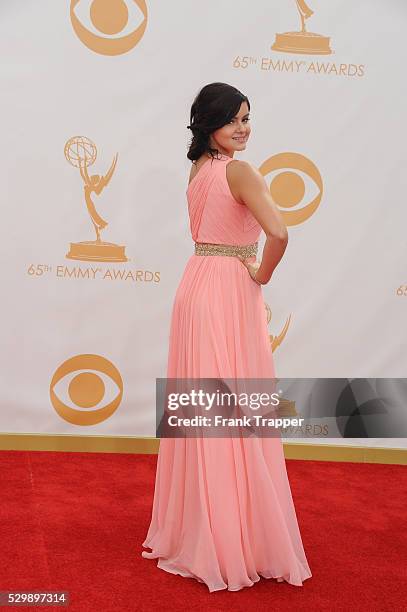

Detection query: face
xmin=209 ymin=101 xmax=251 ymax=157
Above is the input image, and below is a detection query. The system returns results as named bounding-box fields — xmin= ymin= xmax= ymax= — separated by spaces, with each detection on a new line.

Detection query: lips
xmin=233 ymin=137 xmax=247 ymax=142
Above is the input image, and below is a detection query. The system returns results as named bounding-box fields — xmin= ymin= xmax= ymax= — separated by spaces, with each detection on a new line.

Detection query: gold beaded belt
xmin=194 ymin=241 xmax=258 ymax=258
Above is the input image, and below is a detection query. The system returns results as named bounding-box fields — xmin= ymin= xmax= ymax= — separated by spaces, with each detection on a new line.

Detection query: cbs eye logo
xmin=259 ymin=152 xmax=323 ymax=226
xmin=50 ymin=354 xmax=123 ymax=425
xmin=70 ymin=0 xmax=148 ymax=56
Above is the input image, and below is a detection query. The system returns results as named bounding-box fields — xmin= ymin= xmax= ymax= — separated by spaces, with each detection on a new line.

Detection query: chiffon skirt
xmin=142 ymin=254 xmax=312 ymax=592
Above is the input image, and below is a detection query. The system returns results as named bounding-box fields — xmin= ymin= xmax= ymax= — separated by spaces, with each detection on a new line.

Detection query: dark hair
xmin=186 ymin=82 xmax=250 ymax=162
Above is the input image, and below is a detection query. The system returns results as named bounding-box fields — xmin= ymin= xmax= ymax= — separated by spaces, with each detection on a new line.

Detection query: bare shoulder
xmin=227 ymin=159 xmax=264 ymax=182
xmin=226 ymin=159 xmax=265 ymax=204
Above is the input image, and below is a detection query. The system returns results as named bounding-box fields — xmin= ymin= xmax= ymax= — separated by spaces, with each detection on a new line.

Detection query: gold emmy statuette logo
xmin=272 ymin=0 xmax=332 ymax=55
xmin=70 ymin=0 xmax=148 ymax=56
xmin=275 ymin=397 xmax=298 ymax=418
xmin=259 ymin=152 xmax=323 ymax=226
xmin=64 ymin=136 xmax=128 ymax=262
xmin=265 ymin=303 xmax=291 ymax=353
xmin=50 ymin=354 xmax=123 ymax=426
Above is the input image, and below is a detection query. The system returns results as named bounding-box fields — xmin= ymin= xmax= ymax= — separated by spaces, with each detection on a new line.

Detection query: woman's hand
xmin=237 ymin=257 xmax=264 ymax=285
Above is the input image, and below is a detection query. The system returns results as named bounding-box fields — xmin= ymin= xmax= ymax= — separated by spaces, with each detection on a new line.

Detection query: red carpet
xmin=0 ymin=450 xmax=405 ymax=611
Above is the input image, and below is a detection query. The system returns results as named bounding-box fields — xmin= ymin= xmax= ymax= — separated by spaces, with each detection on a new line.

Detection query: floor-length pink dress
xmin=141 ymin=153 xmax=312 ymax=592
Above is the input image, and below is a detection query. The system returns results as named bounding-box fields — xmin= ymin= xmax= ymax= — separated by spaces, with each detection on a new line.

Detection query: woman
xmin=142 ymin=82 xmax=312 ymax=592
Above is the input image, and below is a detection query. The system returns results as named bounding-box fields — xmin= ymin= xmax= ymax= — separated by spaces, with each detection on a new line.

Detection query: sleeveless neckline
xmin=187 ymin=154 xmax=232 ymax=191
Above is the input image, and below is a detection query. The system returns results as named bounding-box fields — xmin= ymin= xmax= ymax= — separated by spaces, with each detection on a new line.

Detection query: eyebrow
xmin=233 ymin=112 xmax=250 ymax=118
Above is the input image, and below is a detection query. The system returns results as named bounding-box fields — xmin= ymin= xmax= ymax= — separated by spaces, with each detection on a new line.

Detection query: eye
xmin=229 ymin=117 xmax=250 ymax=125
xmin=259 ymin=152 xmax=323 ymax=226
xmin=50 ymin=354 xmax=123 ymax=425
xmin=70 ymin=0 xmax=148 ymax=56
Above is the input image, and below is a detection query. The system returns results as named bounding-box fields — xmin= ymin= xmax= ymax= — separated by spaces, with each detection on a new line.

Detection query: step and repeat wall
xmin=1 ymin=1 xmax=405 ymax=447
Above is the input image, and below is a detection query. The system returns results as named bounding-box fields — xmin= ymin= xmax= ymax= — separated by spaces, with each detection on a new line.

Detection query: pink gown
xmin=141 ymin=153 xmax=312 ymax=592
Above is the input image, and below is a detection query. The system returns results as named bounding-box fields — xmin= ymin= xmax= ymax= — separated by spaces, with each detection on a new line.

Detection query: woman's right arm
xmin=231 ymin=160 xmax=289 ymax=285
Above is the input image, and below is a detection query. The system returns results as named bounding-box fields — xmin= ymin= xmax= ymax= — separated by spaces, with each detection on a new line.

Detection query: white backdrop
xmin=0 ymin=1 xmax=406 ymax=448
